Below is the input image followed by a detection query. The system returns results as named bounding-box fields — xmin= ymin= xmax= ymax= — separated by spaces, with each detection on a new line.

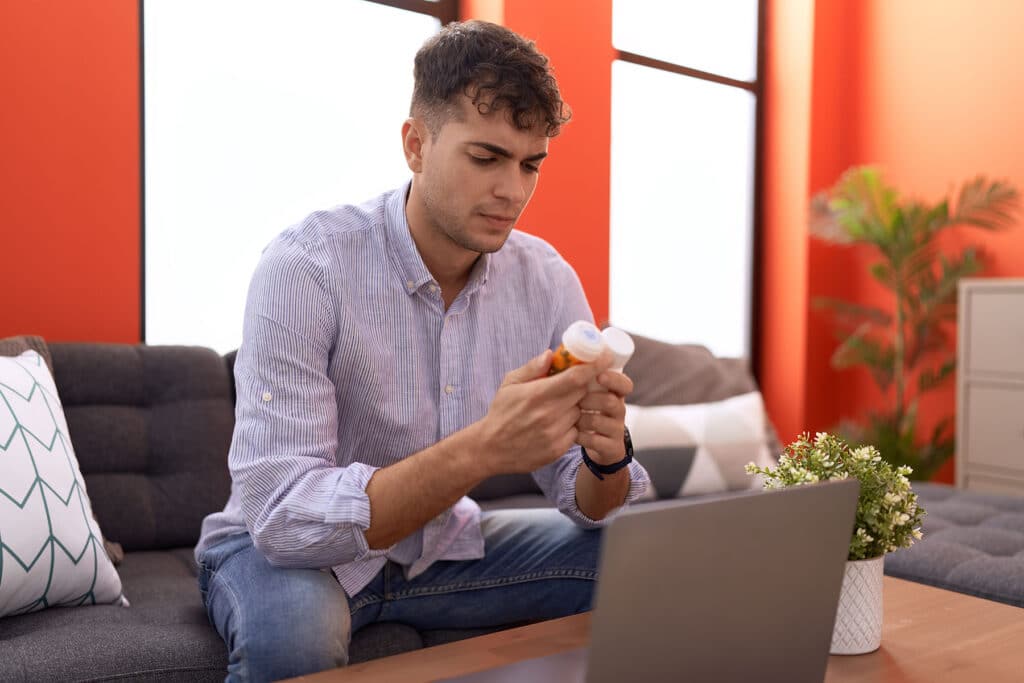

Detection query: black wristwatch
xmin=580 ymin=426 xmax=634 ymax=481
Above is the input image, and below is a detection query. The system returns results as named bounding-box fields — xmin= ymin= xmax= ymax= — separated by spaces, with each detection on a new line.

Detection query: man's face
xmin=414 ymin=96 xmax=550 ymax=255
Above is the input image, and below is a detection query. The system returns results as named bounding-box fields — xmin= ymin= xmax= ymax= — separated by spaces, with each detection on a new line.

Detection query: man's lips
xmin=480 ymin=212 xmax=516 ymax=222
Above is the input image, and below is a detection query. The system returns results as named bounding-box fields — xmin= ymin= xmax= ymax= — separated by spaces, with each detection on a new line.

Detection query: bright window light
xmin=143 ymin=0 xmax=439 ymax=353
xmin=612 ymin=0 xmax=759 ymax=82
xmin=609 ymin=61 xmax=756 ymax=358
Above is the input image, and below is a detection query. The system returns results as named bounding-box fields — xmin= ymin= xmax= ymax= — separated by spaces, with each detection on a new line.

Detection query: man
xmin=195 ymin=19 xmax=650 ymax=682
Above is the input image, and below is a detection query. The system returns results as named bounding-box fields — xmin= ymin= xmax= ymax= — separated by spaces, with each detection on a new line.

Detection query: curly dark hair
xmin=411 ymin=20 xmax=571 ymax=138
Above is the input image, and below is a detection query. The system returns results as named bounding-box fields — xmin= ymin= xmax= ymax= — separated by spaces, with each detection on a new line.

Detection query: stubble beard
xmin=424 ymin=193 xmax=513 ymax=255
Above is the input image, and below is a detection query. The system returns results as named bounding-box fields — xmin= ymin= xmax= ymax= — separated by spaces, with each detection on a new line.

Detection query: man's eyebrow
xmin=468 ymin=141 xmax=548 ymax=163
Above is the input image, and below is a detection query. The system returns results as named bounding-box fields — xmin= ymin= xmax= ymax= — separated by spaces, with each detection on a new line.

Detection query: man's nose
xmin=494 ymin=166 xmax=527 ymax=205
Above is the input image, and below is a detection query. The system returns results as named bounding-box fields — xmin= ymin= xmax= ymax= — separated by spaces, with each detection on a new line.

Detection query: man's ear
xmin=402 ymin=118 xmax=427 ymax=173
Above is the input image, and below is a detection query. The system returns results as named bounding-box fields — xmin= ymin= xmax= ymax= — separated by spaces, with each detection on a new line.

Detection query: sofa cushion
xmin=0 ymin=350 xmax=126 ymax=617
xmin=621 ymin=331 xmax=783 ymax=457
xmin=625 ymin=392 xmax=776 ymax=500
xmin=0 ymin=548 xmax=224 ymax=682
xmin=624 ymin=334 xmax=755 ymax=405
xmin=49 ymin=344 xmax=234 ymax=551
xmin=0 ymin=335 xmax=54 ymax=377
xmin=884 ymin=483 xmax=1024 ymax=607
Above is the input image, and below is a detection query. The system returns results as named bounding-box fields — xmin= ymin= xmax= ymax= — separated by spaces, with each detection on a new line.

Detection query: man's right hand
xmin=473 ymin=349 xmax=611 ymax=476
xmin=364 ymin=349 xmax=609 ymax=550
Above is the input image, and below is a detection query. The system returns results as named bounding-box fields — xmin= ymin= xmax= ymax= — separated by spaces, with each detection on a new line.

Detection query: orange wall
xmin=767 ymin=0 xmax=1024 ymax=481
xmin=760 ymin=0 xmax=815 ymax=445
xmin=501 ymin=0 xmax=614 ymax=325
xmin=850 ymin=0 xmax=1024 ymax=482
xmin=1 ymin=0 xmax=140 ymax=344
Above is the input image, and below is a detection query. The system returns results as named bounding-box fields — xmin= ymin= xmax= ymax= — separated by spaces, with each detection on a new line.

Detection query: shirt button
xmin=261 ymin=391 xmax=272 ymax=402
xmin=406 ymin=280 xmax=415 ymax=289
xmin=444 ymin=384 xmax=455 ymax=394
xmin=429 ymin=284 xmax=439 ymax=294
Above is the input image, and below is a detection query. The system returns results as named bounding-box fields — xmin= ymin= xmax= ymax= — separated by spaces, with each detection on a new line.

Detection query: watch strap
xmin=580 ymin=426 xmax=634 ymax=481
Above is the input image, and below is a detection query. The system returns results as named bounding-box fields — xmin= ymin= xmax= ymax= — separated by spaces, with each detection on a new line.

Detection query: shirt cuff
xmin=324 ymin=461 xmax=392 ymax=560
xmin=556 ymin=456 xmax=651 ymax=528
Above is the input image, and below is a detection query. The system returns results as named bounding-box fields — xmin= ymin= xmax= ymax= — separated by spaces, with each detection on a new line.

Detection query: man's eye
xmin=523 ymin=164 xmax=540 ymax=174
xmin=471 ymin=156 xmax=496 ymax=165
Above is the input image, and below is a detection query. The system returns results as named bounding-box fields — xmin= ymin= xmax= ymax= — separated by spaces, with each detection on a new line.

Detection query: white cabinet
xmin=956 ymin=279 xmax=1024 ymax=494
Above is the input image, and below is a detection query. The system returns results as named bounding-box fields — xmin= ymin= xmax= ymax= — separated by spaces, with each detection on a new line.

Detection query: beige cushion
xmin=626 ymin=392 xmax=775 ymax=500
xmin=615 ymin=329 xmax=782 ymax=457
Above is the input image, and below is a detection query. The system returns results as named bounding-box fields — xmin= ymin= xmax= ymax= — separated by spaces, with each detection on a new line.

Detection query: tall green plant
xmin=810 ymin=167 xmax=1019 ymax=480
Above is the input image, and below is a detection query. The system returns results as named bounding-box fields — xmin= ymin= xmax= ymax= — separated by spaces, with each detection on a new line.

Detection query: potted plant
xmin=746 ymin=432 xmax=925 ymax=654
xmin=809 ymin=167 xmax=1019 ymax=479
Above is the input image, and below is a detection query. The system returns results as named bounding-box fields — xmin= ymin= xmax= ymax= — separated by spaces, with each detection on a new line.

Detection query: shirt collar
xmin=385 ymin=180 xmax=492 ymax=297
xmin=385 ymin=181 xmax=434 ymax=295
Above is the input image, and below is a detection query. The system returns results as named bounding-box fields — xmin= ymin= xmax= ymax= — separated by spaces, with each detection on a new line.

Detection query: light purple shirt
xmin=195 ymin=183 xmax=650 ymax=597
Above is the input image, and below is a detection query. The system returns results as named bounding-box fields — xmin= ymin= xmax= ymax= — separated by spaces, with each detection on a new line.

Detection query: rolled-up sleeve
xmin=534 ymin=447 xmax=650 ymax=528
xmin=230 ymin=232 xmax=391 ymax=567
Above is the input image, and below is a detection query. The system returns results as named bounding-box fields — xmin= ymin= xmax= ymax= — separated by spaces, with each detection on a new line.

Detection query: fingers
xmin=578 ymin=390 xmax=626 ymax=417
xmin=594 ymin=369 xmax=633 ymax=399
xmin=539 ymin=361 xmax=604 ymax=398
xmin=576 ymin=411 xmax=623 ymax=436
xmin=501 ymin=350 xmax=553 ymax=386
xmin=576 ymin=430 xmax=626 ymax=463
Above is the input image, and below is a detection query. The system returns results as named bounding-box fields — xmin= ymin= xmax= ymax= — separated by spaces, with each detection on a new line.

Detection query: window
xmin=609 ymin=1 xmax=763 ymax=361
xmin=142 ymin=0 xmax=455 ymax=353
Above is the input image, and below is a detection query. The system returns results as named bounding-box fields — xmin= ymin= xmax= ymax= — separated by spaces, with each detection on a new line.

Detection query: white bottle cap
xmin=562 ymin=320 xmax=605 ymax=363
xmin=601 ymin=327 xmax=635 ymax=371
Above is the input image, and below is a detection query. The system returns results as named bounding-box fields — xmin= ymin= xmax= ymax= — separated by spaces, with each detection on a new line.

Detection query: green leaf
xmin=829 ymin=167 xmax=900 ymax=247
xmin=918 ymin=358 xmax=956 ymax=393
xmin=952 ymin=177 xmax=1021 ymax=231
xmin=869 ymin=262 xmax=897 ymax=290
xmin=812 ymin=297 xmax=892 ymax=327
xmin=831 ymin=327 xmax=895 ymax=389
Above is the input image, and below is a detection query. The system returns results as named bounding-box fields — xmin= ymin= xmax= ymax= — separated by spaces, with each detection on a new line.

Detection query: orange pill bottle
xmin=548 ymin=321 xmax=607 ymax=375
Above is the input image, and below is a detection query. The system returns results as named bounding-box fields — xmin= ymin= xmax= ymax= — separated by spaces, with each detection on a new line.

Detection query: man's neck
xmin=405 ymin=186 xmax=479 ymax=308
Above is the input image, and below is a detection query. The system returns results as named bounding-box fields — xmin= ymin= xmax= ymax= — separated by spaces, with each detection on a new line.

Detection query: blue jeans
xmin=197 ymin=508 xmax=602 ymax=682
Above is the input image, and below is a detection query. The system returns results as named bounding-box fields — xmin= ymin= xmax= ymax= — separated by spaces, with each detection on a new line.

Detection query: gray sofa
xmin=0 ymin=338 xmax=1021 ymax=681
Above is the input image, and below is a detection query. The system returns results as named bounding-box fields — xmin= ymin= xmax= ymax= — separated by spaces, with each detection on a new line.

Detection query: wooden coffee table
xmin=285 ymin=577 xmax=1024 ymax=682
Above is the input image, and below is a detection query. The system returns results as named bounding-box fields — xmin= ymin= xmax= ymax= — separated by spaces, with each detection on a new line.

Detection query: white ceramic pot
xmin=830 ymin=555 xmax=884 ymax=655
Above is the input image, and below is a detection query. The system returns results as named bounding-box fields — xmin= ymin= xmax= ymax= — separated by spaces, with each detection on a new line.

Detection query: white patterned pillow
xmin=0 ymin=350 xmax=127 ymax=616
xmin=625 ymin=391 xmax=776 ymax=500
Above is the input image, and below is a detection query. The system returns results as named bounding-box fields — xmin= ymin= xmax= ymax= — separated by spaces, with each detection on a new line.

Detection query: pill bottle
xmin=600 ymin=326 xmax=635 ymax=372
xmin=548 ymin=321 xmax=606 ymax=376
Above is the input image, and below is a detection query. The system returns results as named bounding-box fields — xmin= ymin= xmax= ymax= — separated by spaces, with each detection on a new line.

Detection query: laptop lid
xmin=586 ymin=478 xmax=858 ymax=683
xmin=444 ymin=479 xmax=859 ymax=683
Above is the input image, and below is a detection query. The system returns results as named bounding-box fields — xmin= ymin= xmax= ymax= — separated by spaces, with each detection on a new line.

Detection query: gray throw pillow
xmin=612 ymin=329 xmax=784 ymax=458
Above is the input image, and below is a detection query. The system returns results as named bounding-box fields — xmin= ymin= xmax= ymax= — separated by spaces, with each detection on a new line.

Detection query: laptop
xmin=443 ymin=479 xmax=859 ymax=683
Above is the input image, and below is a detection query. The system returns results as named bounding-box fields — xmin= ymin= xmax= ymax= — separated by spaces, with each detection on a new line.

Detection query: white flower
xmin=851 ymin=446 xmax=873 ymax=461
xmin=912 ymin=529 xmax=923 ymax=540
xmin=884 ymin=492 xmax=902 ymax=505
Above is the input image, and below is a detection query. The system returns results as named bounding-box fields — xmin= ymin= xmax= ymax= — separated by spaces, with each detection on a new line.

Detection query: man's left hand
xmin=575 ymin=370 xmax=633 ymax=464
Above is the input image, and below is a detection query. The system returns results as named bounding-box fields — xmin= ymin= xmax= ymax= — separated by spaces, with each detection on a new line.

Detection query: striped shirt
xmin=195 ymin=182 xmax=650 ymax=597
